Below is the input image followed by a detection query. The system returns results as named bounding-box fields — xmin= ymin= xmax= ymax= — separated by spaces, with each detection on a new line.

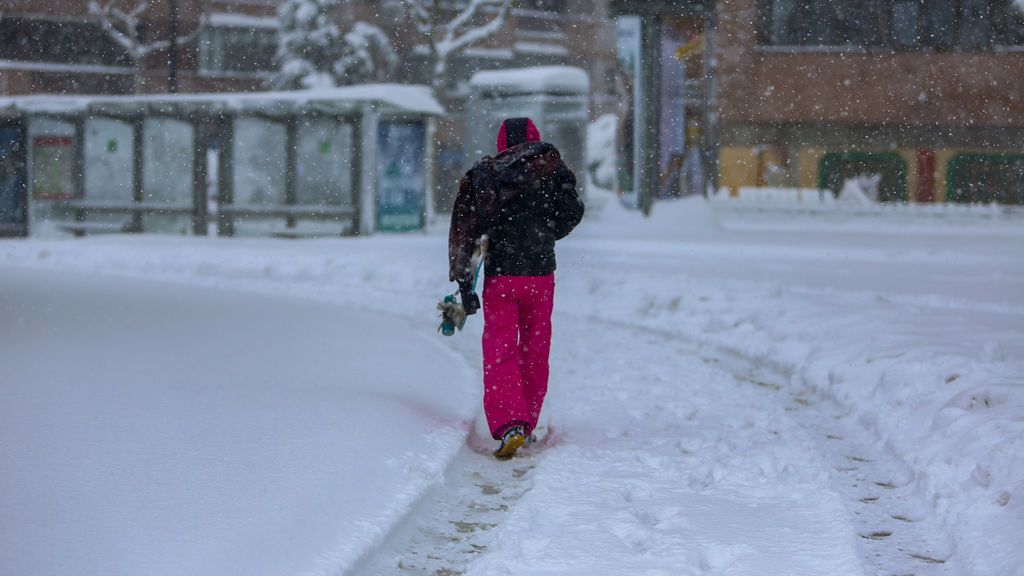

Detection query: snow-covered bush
xmin=277 ymin=0 xmax=398 ymax=88
xmin=276 ymin=0 xmax=344 ymax=89
xmin=837 ymin=173 xmax=881 ymax=203
xmin=586 ymin=114 xmax=618 ymax=191
xmin=335 ymin=22 xmax=398 ymax=84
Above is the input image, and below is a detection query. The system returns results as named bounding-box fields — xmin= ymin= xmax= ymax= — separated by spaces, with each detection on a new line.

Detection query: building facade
xmin=0 ymin=1 xmax=616 ymax=100
xmin=715 ymin=0 xmax=1024 ymax=204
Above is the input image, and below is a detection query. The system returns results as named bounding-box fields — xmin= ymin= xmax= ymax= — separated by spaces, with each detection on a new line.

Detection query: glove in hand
xmin=460 ymin=286 xmax=480 ymax=315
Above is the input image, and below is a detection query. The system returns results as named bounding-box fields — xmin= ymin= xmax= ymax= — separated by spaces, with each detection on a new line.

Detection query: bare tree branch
xmin=396 ymin=0 xmax=510 ymax=91
xmin=438 ymin=0 xmax=508 ymax=60
xmin=89 ymin=0 xmax=207 ymax=91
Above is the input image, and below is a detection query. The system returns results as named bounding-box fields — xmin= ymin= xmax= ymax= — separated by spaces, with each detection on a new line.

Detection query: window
xmin=959 ymin=0 xmax=993 ymax=49
xmin=762 ymin=0 xmax=883 ymax=47
xmin=199 ymin=26 xmax=278 ymax=75
xmin=1000 ymin=0 xmax=1024 ymax=45
xmin=921 ymin=0 xmax=956 ymax=49
xmin=0 ymin=18 xmax=131 ymax=67
xmin=518 ymin=0 xmax=567 ymax=12
xmin=948 ymin=154 xmax=1024 ymax=204
xmin=889 ymin=0 xmax=993 ymax=50
xmin=768 ymin=0 xmax=800 ymax=45
xmin=761 ymin=0 xmax=1006 ymax=50
xmin=891 ymin=0 xmax=920 ymax=47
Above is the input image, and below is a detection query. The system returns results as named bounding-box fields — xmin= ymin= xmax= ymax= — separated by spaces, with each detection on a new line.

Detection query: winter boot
xmin=493 ymin=426 xmax=526 ymax=461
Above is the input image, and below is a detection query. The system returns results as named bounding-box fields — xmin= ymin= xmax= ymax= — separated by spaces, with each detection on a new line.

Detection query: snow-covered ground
xmin=1 ymin=195 xmax=1022 ymax=575
xmin=0 ymin=268 xmax=476 ymax=576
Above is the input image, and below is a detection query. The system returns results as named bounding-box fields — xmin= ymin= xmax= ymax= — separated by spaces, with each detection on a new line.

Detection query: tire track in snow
xmin=565 ymin=313 xmax=965 ymax=576
xmin=693 ymin=348 xmax=965 ymax=576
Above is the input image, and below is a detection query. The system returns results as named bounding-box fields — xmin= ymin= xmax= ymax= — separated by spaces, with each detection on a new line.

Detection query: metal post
xmin=131 ymin=117 xmax=144 ymax=232
xmin=703 ymin=9 xmax=719 ymax=196
xmin=15 ymin=120 xmax=29 ymax=237
xmin=216 ymin=115 xmax=234 ymax=237
xmin=191 ymin=119 xmax=208 ymax=235
xmin=357 ymin=107 xmax=378 ymax=236
xmin=72 ymin=117 xmax=87 ymax=236
xmin=168 ymin=0 xmax=179 ymax=93
xmin=284 ymin=117 xmax=298 ymax=229
xmin=349 ymin=115 xmax=362 ymax=236
xmin=422 ymin=117 xmax=436 ymax=231
xmin=638 ymin=15 xmax=661 ymax=216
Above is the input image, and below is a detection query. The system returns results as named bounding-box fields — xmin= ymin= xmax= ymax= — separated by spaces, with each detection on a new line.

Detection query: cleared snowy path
xmin=0 ymin=267 xmax=477 ymax=576
xmin=356 ymin=313 xmax=865 ymax=575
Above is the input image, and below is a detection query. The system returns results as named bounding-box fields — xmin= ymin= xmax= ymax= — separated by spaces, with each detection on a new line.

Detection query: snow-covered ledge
xmin=0 ymin=84 xmax=444 ymax=118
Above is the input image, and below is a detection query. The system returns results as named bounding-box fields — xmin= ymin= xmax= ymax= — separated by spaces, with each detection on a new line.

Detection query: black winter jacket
xmin=448 ymin=141 xmax=584 ymax=286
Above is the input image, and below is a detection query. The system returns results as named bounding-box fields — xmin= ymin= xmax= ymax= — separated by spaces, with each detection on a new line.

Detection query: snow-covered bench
xmin=58 ymin=221 xmax=132 ymax=236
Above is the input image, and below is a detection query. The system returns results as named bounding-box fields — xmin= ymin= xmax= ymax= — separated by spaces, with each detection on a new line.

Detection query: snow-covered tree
xmin=335 ymin=22 xmax=398 ymax=84
xmin=383 ymin=0 xmax=511 ymax=92
xmin=88 ymin=0 xmax=206 ymax=93
xmin=276 ymin=0 xmax=344 ymax=89
xmin=277 ymin=1 xmax=398 ymax=88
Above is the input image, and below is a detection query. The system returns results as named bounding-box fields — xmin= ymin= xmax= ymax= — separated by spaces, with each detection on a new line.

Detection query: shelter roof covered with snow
xmin=469 ymin=66 xmax=589 ymax=96
xmin=0 ymin=84 xmax=444 ymax=118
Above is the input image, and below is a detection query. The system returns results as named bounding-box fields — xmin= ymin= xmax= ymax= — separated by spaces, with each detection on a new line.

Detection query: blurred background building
xmin=716 ymin=0 xmax=1024 ymax=205
xmin=0 ymin=0 xmax=618 ymax=210
xmin=1 ymin=0 xmax=1022 ymax=210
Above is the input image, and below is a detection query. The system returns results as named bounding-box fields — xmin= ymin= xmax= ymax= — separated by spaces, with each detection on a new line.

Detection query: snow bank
xmin=580 ymin=189 xmax=721 ymax=239
xmin=563 ymin=212 xmax=1024 ymax=575
xmin=0 ymin=267 xmax=476 ymax=576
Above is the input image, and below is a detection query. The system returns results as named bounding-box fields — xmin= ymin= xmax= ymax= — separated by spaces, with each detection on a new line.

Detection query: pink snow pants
xmin=482 ymin=275 xmax=555 ymax=440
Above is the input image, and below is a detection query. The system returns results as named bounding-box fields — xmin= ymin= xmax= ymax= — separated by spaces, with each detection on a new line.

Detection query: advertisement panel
xmin=0 ymin=127 xmax=27 ymax=230
xmin=377 ymin=121 xmax=426 ymax=232
xmin=32 ymin=136 xmax=77 ymax=200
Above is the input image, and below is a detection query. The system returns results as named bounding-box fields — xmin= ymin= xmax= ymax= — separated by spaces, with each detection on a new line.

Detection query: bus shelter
xmin=0 ymin=85 xmax=442 ymax=238
xmin=466 ymin=66 xmax=589 ymax=192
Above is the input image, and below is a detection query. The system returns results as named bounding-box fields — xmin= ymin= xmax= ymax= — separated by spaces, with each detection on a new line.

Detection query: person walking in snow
xmin=448 ymin=117 xmax=585 ymax=460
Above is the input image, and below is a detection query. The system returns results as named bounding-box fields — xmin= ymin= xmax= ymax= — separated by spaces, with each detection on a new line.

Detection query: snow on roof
xmin=209 ymin=12 xmax=279 ymax=29
xmin=0 ymin=84 xmax=444 ymax=117
xmin=469 ymin=66 xmax=589 ymax=95
xmin=513 ymin=42 xmax=570 ymax=57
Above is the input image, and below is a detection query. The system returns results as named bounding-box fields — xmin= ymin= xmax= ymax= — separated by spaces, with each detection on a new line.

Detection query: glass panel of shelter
xmin=296 ymin=117 xmax=354 ymax=206
xmin=231 ymin=116 xmax=287 ymax=236
xmin=143 ymin=118 xmax=194 ymax=235
xmin=227 ymin=114 xmax=356 ymax=237
xmin=83 ymin=117 xmax=134 ymax=231
xmin=295 ymin=116 xmax=356 ymax=235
